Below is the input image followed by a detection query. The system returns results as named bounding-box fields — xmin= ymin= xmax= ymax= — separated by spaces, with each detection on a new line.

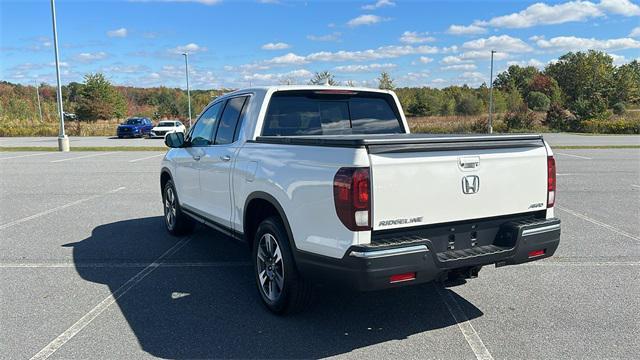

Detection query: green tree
xmin=612 ymin=60 xmax=640 ymax=105
xmin=76 ymin=73 xmax=126 ymax=120
xmin=545 ymin=50 xmax=615 ymax=109
xmin=377 ymin=71 xmax=395 ymax=90
xmin=455 ymin=93 xmax=483 ymax=115
xmin=526 ymin=91 xmax=551 ymax=111
xmin=493 ymin=65 xmax=539 ymax=95
xmin=309 ymin=71 xmax=338 ymax=86
xmin=505 ymin=89 xmax=525 ymax=112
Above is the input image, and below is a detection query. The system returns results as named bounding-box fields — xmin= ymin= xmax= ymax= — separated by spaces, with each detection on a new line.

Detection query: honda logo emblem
xmin=462 ymin=175 xmax=480 ymax=194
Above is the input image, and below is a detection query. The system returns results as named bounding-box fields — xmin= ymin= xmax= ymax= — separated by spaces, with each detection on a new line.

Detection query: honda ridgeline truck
xmin=160 ymin=86 xmax=561 ymax=314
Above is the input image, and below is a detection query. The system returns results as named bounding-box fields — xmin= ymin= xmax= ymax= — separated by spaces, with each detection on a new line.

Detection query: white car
xmin=149 ymin=120 xmax=186 ymax=138
xmin=160 ymin=86 xmax=561 ymax=314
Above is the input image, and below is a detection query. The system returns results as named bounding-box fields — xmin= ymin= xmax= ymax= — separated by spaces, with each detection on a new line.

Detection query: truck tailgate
xmin=368 ymin=135 xmax=549 ymax=231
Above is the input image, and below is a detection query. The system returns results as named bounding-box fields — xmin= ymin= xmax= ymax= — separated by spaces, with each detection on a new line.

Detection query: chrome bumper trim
xmin=349 ymin=245 xmax=429 ymax=259
xmin=522 ymin=223 xmax=561 ymax=237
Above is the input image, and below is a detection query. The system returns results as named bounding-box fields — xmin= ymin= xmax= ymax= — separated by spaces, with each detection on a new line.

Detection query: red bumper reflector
xmin=389 ymin=272 xmax=416 ymax=283
xmin=528 ymin=249 xmax=546 ymax=258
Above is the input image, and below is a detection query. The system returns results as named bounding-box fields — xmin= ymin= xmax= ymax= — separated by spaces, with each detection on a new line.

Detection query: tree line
xmin=1 ymin=50 xmax=638 ymax=133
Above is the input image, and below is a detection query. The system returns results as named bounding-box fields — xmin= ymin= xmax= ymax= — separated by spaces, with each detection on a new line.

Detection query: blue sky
xmin=1 ymin=0 xmax=639 ymax=89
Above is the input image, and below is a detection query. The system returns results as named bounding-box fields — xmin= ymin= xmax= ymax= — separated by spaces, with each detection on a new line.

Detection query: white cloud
xmin=347 ymin=14 xmax=386 ymax=27
xmin=608 ymin=53 xmax=629 ymax=65
xmin=169 ymin=43 xmax=207 ymax=54
xmin=441 ymin=56 xmax=469 ymax=64
xmin=265 ymin=52 xmax=307 ymax=65
xmin=447 ymin=24 xmax=487 ymax=35
xmin=261 ymin=42 xmax=291 ymax=50
xmin=459 ymin=71 xmax=487 ymax=85
xmin=333 ymin=63 xmax=397 ymax=73
xmin=630 ymin=27 xmax=640 ymax=38
xmin=307 ymin=32 xmax=341 ymax=41
xmin=74 ymin=51 xmax=108 ymax=62
xmin=418 ymin=56 xmax=433 ymax=64
xmin=479 ymin=1 xmax=603 ymax=28
xmin=362 ymin=0 xmax=395 ymax=10
xmin=442 ymin=63 xmax=478 ymax=71
xmin=306 ymin=45 xmax=438 ymax=62
xmin=243 ymin=69 xmax=313 ymax=82
xmin=461 ymin=51 xmax=510 ymax=60
xmin=462 ymin=35 xmax=533 ymax=53
xmin=400 ymin=31 xmax=435 ymax=44
xmin=506 ymin=59 xmax=546 ymax=69
xmin=536 ymin=36 xmax=640 ymax=51
xmin=107 ymin=28 xmax=128 ymax=38
xmin=598 ymin=0 xmax=640 ymax=15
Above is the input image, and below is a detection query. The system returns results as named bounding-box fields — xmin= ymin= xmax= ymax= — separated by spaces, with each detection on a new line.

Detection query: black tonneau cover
xmin=253 ymin=134 xmax=545 ymax=153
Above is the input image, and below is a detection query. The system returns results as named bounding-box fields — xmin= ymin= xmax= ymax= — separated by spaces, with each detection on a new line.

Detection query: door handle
xmin=193 ymin=155 xmax=201 ymax=161
xmin=220 ymin=155 xmax=231 ymax=162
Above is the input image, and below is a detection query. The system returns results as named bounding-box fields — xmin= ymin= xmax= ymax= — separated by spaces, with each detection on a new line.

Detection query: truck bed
xmin=253 ymin=133 xmax=544 ymax=153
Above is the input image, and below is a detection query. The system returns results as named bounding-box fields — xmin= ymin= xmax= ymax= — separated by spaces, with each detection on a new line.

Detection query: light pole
xmin=50 ymin=0 xmax=69 ymax=151
xmin=182 ymin=53 xmax=192 ymax=128
xmin=35 ymin=80 xmax=43 ymax=123
xmin=488 ymin=50 xmax=496 ymax=134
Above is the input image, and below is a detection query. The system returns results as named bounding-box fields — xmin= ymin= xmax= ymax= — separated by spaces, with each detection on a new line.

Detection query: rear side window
xmin=215 ymin=96 xmax=248 ymax=145
xmin=262 ymin=91 xmax=403 ymax=136
xmin=188 ymin=102 xmax=222 ymax=146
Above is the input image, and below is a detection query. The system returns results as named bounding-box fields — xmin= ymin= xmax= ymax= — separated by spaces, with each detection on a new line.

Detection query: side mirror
xmin=165 ymin=132 xmax=185 ymax=148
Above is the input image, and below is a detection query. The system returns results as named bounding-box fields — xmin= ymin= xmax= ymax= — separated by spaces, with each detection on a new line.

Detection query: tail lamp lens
xmin=333 ymin=167 xmax=371 ymax=231
xmin=547 ymin=156 xmax=556 ymax=208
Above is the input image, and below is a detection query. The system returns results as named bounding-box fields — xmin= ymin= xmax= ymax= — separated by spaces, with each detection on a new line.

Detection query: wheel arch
xmin=160 ymin=167 xmax=173 ymax=193
xmin=243 ymin=192 xmax=297 ymax=252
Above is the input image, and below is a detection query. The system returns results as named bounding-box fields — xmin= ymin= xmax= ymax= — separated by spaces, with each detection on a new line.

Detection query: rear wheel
xmin=253 ymin=216 xmax=313 ymax=314
xmin=163 ymin=180 xmax=195 ymax=236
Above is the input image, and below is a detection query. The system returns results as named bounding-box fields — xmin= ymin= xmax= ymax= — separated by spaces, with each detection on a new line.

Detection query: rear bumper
xmin=296 ymin=217 xmax=560 ymax=291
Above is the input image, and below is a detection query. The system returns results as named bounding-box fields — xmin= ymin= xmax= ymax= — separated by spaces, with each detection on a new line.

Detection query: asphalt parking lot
xmin=1 ymin=147 xmax=639 ymax=359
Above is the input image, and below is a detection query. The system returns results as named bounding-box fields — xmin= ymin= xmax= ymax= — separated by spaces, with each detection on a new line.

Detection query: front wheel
xmin=253 ymin=217 xmax=313 ymax=314
xmin=163 ymin=180 xmax=195 ymax=236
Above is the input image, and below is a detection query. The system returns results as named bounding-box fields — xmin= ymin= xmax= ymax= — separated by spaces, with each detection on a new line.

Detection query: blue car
xmin=117 ymin=117 xmax=154 ymax=138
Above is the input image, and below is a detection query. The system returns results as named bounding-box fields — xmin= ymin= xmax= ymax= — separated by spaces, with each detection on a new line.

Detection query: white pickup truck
xmin=160 ymin=85 xmax=561 ymax=314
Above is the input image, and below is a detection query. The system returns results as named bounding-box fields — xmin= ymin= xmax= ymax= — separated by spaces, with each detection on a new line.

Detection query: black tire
xmin=253 ymin=216 xmax=313 ymax=315
xmin=162 ymin=180 xmax=195 ymax=236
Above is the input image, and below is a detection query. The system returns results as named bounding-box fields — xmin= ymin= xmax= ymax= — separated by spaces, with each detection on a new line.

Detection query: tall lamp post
xmin=488 ymin=50 xmax=496 ymax=134
xmin=50 ymin=0 xmax=69 ymax=151
xmin=182 ymin=53 xmax=192 ymax=128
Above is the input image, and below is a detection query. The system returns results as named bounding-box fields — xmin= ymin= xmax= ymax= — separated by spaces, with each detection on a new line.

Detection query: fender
xmin=243 ymin=191 xmax=298 ymax=252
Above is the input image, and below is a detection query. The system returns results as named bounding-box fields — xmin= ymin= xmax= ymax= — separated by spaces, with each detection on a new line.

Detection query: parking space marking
xmin=555 ymin=152 xmax=592 ymax=160
xmin=50 ymin=152 xmax=117 ymax=163
xmin=436 ymin=286 xmax=494 ymax=360
xmin=128 ymin=153 xmax=164 ymax=163
xmin=0 ymin=187 xmax=125 ymax=230
xmin=558 ymin=206 xmax=640 ymax=242
xmin=632 ymin=184 xmax=640 ymax=189
xmin=29 ymin=237 xmax=192 ymax=360
xmin=0 ymin=261 xmax=251 ymax=268
xmin=0 ymin=152 xmax=55 ymax=160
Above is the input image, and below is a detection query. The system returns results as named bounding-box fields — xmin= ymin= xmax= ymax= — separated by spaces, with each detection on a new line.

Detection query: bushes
xmin=581 ymin=119 xmax=640 ymax=134
xmin=504 ymin=105 xmax=536 ymax=130
xmin=455 ymin=93 xmax=483 ymax=115
xmin=545 ymin=103 xmax=579 ymax=131
xmin=612 ymin=102 xmax=626 ymax=115
xmin=527 ymin=91 xmax=551 ymax=111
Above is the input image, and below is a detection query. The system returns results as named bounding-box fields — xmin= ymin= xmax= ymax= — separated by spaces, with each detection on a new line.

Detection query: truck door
xmin=199 ymin=96 xmax=249 ymax=230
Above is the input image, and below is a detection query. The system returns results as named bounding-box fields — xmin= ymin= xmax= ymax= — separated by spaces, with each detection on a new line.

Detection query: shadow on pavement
xmin=67 ymin=217 xmax=483 ymax=359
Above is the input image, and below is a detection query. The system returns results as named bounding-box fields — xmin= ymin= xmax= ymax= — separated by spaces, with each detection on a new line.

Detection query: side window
xmin=215 ymin=96 xmax=248 ymax=145
xmin=188 ymin=102 xmax=222 ymax=146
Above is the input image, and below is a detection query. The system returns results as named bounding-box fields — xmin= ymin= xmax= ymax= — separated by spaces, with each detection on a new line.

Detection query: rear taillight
xmin=333 ymin=167 xmax=371 ymax=231
xmin=547 ymin=156 xmax=556 ymax=208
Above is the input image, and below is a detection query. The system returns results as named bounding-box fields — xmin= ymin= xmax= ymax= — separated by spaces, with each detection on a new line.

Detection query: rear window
xmin=158 ymin=122 xmax=174 ymax=127
xmin=262 ymin=90 xmax=404 ymax=136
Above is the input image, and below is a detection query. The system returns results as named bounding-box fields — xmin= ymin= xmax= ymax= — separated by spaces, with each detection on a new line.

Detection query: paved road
xmin=1 ymin=133 xmax=639 ymax=148
xmin=0 ymin=149 xmax=639 ymax=359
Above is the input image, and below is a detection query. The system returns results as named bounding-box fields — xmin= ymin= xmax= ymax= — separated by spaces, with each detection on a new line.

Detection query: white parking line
xmin=632 ymin=184 xmax=640 ymax=189
xmin=50 ymin=152 xmax=117 ymax=163
xmin=436 ymin=286 xmax=494 ymax=360
xmin=558 ymin=206 xmax=640 ymax=242
xmin=30 ymin=237 xmax=192 ymax=360
xmin=128 ymin=153 xmax=164 ymax=163
xmin=0 ymin=152 xmax=55 ymax=160
xmin=555 ymin=152 xmax=592 ymax=160
xmin=0 ymin=187 xmax=125 ymax=230
xmin=0 ymin=261 xmax=251 ymax=268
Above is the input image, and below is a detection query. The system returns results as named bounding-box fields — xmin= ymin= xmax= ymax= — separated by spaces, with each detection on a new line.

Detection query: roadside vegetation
xmin=1 ymin=50 xmax=638 ymax=136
